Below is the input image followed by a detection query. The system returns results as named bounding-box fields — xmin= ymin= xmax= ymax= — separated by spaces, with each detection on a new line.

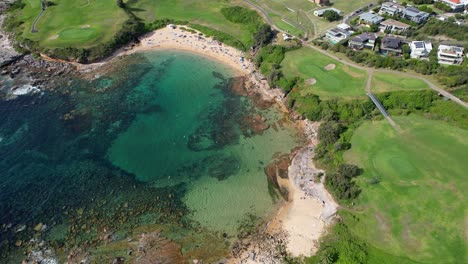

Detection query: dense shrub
xmin=416 ymin=19 xmax=468 ymax=42
xmin=306 ymin=223 xmax=369 ymax=264
xmin=255 ymin=44 xmax=301 ymax=92
xmin=434 ymin=1 xmax=452 ymax=12
xmin=220 ymin=6 xmax=263 ymax=30
xmin=323 ymin=10 xmax=341 ymax=22
xmin=220 ymin=6 xmax=272 ymax=48
xmin=6 ymin=0 xmax=25 ymax=11
xmin=253 ymin=24 xmax=275 ymax=47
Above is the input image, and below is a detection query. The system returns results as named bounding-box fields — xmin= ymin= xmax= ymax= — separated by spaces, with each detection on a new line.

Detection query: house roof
xmin=351 ymin=32 xmax=377 ymax=43
xmin=326 ymin=27 xmax=350 ymax=37
xmin=337 ymin=23 xmax=351 ymax=30
xmin=403 ymin=7 xmax=429 ymax=19
xmin=381 ymin=19 xmax=411 ymax=28
xmin=410 ymin=41 xmax=432 ymax=51
xmin=359 ymin=12 xmax=384 ymax=23
xmin=315 ymin=7 xmax=342 ymax=15
xmin=382 ymin=36 xmax=402 ymax=49
xmin=438 ymin=44 xmax=464 ymax=54
xmin=380 ymin=2 xmax=404 ymax=11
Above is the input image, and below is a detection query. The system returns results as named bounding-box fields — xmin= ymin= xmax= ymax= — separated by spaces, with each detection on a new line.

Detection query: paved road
xmin=306 ymin=43 xmax=468 ymax=108
xmin=31 ymin=1 xmax=46 ymax=33
xmin=244 ymin=0 xmax=468 ymax=111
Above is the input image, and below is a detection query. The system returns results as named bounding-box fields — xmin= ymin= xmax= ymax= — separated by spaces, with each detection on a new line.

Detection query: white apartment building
xmin=437 ymin=45 xmax=465 ymax=65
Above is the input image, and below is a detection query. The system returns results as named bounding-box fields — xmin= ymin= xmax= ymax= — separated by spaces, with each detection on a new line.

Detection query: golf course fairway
xmin=343 ymin=115 xmax=467 ymax=263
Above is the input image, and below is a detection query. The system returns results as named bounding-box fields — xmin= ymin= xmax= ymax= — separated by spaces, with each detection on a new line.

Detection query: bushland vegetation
xmin=255 ymin=44 xmax=302 ymax=93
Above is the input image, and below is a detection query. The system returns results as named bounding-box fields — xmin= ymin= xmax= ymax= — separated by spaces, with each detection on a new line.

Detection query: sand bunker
xmin=48 ymin=34 xmax=59 ymax=40
xmin=306 ymin=78 xmax=317 ymax=85
xmin=80 ymin=25 xmax=91 ymax=29
xmin=324 ymin=64 xmax=336 ymax=70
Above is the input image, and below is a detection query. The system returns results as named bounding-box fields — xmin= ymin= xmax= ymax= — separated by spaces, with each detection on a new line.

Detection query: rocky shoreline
xmin=0 ymin=25 xmax=339 ymax=263
xmin=0 ymin=8 xmax=21 ymax=67
xmin=0 ymin=53 xmax=75 ymax=100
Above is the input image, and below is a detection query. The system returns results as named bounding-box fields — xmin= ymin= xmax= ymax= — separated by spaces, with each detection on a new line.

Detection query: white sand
xmin=58 ymin=25 xmax=285 ymax=107
xmin=132 ymin=27 xmax=249 ymax=76
xmin=40 ymin=25 xmax=339 ymax=260
xmin=282 ymin=190 xmax=325 ymax=256
xmin=281 ymin=121 xmax=338 ymax=257
xmin=324 ymin=63 xmax=336 ymax=70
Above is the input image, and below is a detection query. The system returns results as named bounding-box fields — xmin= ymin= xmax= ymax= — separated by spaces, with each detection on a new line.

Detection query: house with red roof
xmin=436 ymin=0 xmax=468 ymax=11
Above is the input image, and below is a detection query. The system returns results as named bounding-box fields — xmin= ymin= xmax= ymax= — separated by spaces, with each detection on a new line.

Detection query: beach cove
xmin=0 ymin=26 xmax=337 ymax=263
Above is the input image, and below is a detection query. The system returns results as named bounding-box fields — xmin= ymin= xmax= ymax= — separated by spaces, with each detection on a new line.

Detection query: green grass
xmin=343 ymin=115 xmax=468 ymax=263
xmin=372 ymin=72 xmax=430 ymax=93
xmin=127 ymin=0 xmax=256 ymax=47
xmin=332 ymin=0 xmax=376 ymax=14
xmin=10 ymin=0 xmax=259 ymax=50
xmin=270 ymin=13 xmax=304 ymax=37
xmin=281 ymin=47 xmax=368 ymax=98
xmin=18 ymin=0 xmax=128 ymax=48
xmin=256 ymin=0 xmax=315 ymax=37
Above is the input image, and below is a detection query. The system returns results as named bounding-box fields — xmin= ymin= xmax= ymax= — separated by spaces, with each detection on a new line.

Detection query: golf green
xmin=281 ymin=47 xmax=368 ymax=98
xmin=343 ymin=115 xmax=468 ymax=263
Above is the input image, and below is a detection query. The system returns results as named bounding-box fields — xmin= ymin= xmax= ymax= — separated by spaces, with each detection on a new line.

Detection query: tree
xmin=369 ymin=24 xmax=379 ymax=32
xmin=318 ymin=121 xmax=343 ymax=146
xmin=323 ymin=10 xmax=341 ymax=22
xmin=117 ymin=0 xmax=125 ymax=8
xmin=253 ymin=24 xmax=275 ymax=47
xmin=402 ymin=44 xmax=411 ymax=59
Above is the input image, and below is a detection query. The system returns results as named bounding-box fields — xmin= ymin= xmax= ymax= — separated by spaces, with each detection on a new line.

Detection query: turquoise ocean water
xmin=0 ymin=51 xmax=300 ymax=262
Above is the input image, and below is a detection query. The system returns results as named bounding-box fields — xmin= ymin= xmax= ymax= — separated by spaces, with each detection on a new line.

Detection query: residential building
xmin=437 ymin=45 xmax=465 ymax=65
xmin=312 ymin=0 xmax=327 ymax=5
xmin=336 ymin=23 xmax=352 ymax=31
xmin=381 ymin=36 xmax=403 ymax=55
xmin=348 ymin=32 xmax=378 ymax=50
xmin=379 ymin=2 xmax=405 ymax=16
xmin=325 ymin=27 xmax=351 ymax=44
xmin=358 ymin=12 xmax=384 ymax=25
xmin=380 ymin=19 xmax=411 ymax=33
xmin=410 ymin=41 xmax=433 ymax=59
xmin=314 ymin=7 xmax=343 ymax=17
xmin=436 ymin=0 xmax=468 ymax=12
xmin=282 ymin=33 xmax=293 ymax=41
xmin=402 ymin=7 xmax=430 ymax=24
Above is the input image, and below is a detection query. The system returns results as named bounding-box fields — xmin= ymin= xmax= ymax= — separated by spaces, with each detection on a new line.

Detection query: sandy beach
xmin=123 ymin=25 xmax=339 ymax=260
xmin=268 ymin=121 xmax=338 ymax=258
xmin=43 ymin=25 xmax=338 ymax=261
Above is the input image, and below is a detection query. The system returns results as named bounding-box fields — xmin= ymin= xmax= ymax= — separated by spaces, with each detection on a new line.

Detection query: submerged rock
xmin=136 ymin=231 xmax=184 ymax=264
xmin=240 ymin=113 xmax=269 ymax=137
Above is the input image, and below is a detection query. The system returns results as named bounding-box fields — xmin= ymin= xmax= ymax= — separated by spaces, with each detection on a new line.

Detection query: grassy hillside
xmin=343 ymin=115 xmax=468 ymax=263
xmin=127 ymin=0 xmax=256 ymax=47
xmin=6 ymin=0 xmax=260 ymax=50
xmin=281 ymin=47 xmax=368 ymax=99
